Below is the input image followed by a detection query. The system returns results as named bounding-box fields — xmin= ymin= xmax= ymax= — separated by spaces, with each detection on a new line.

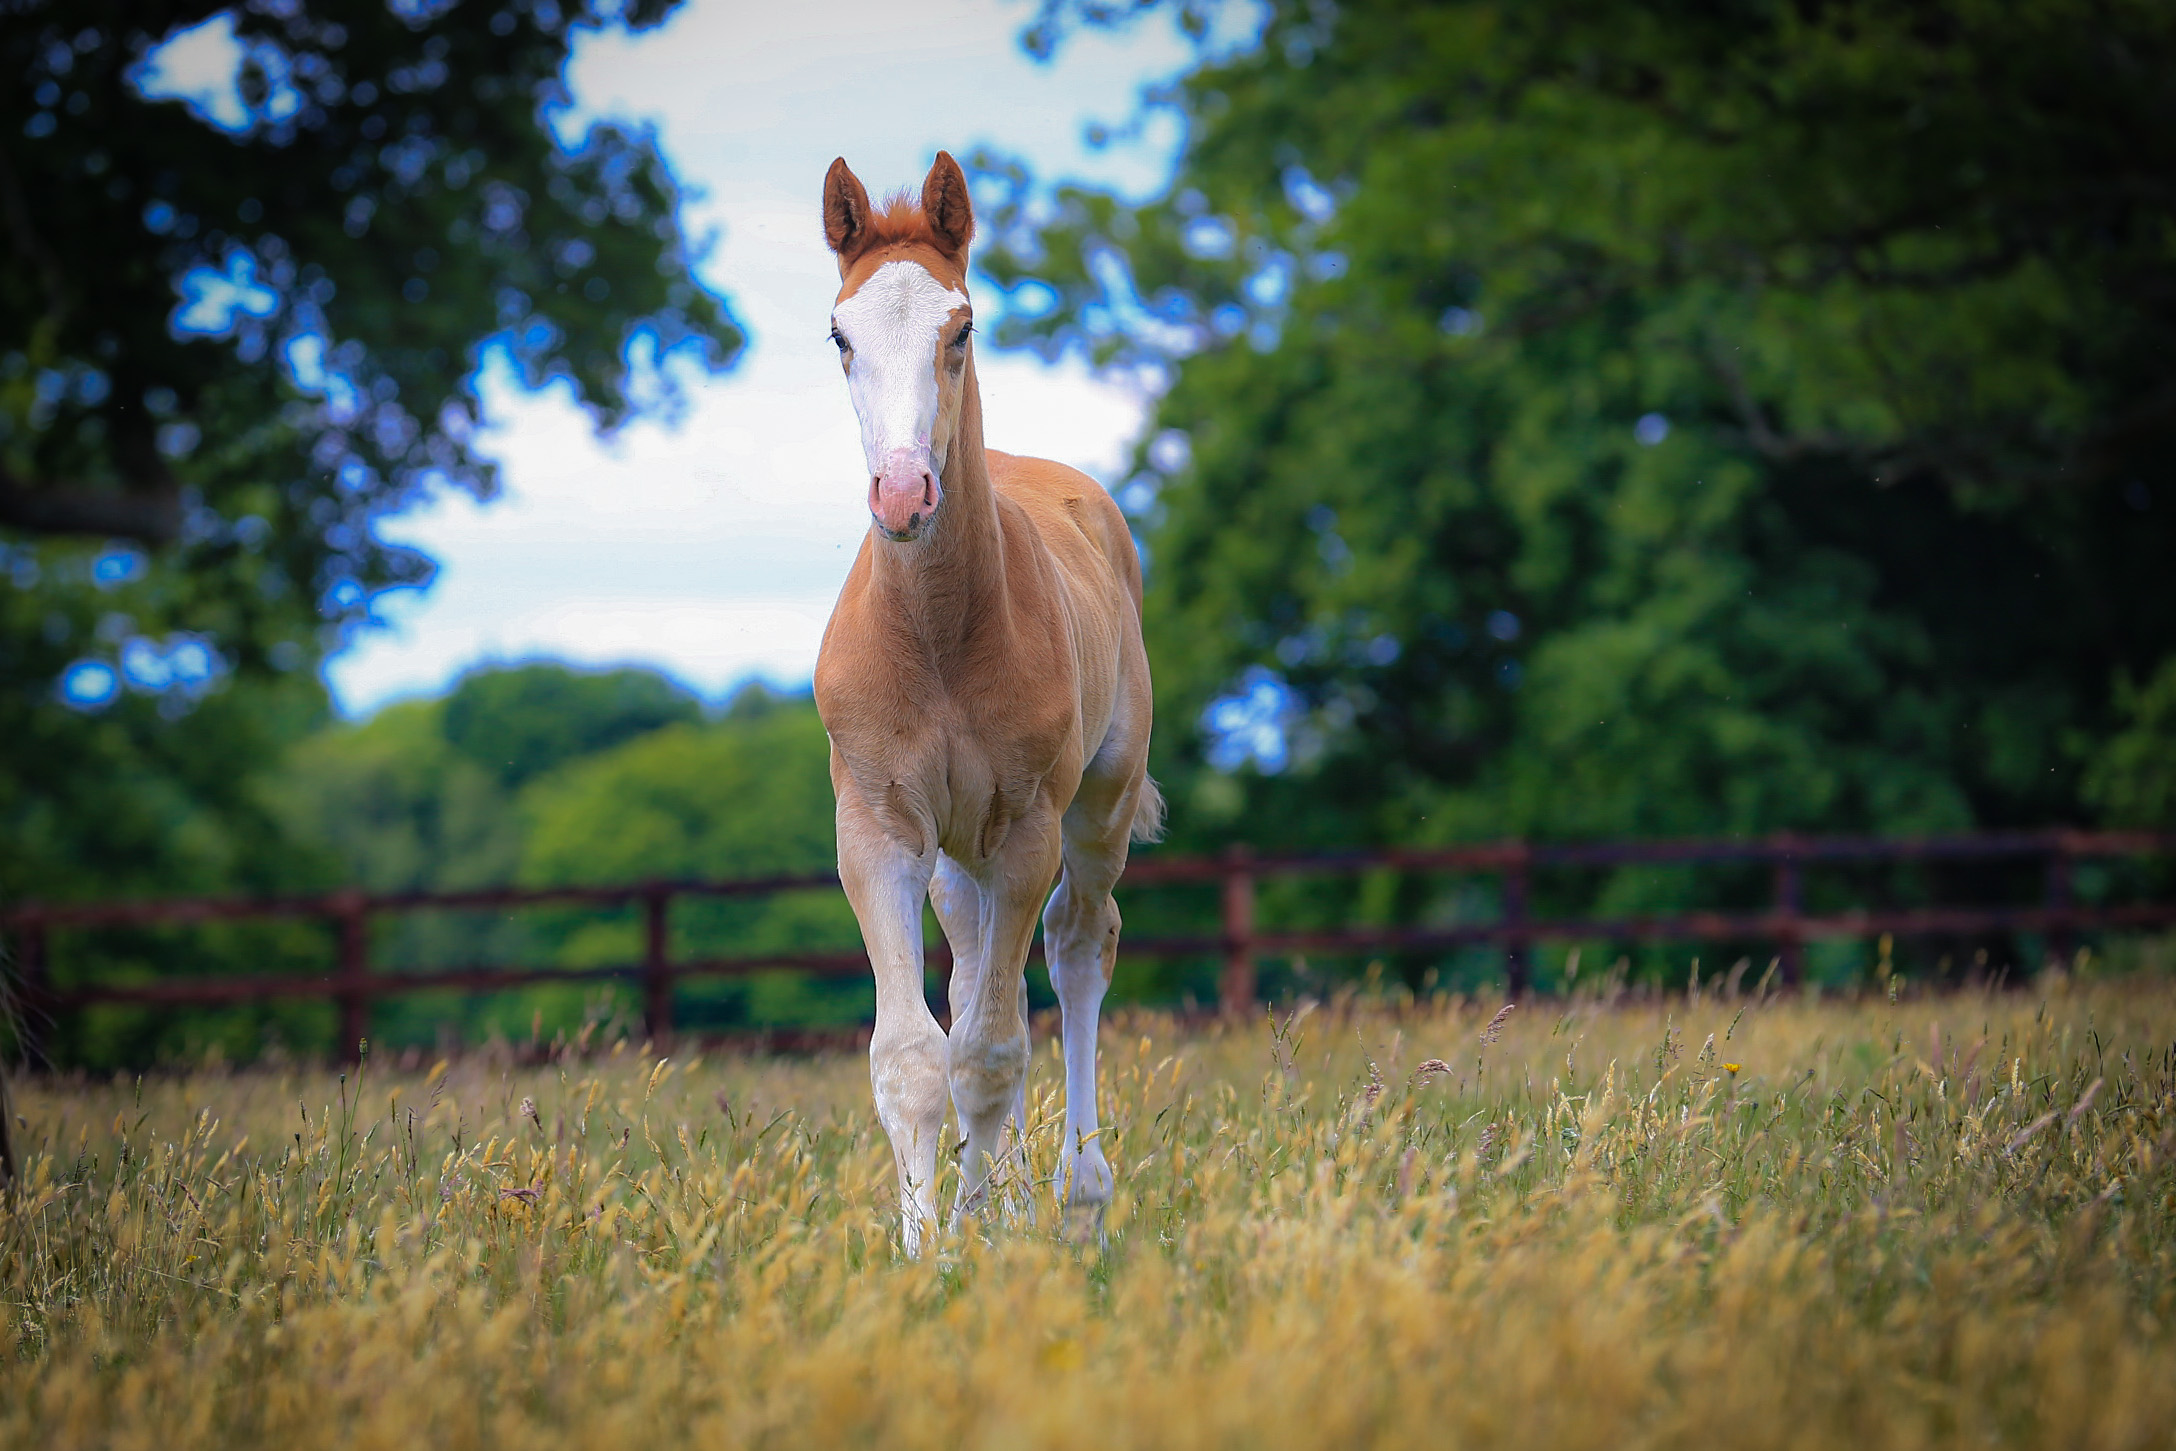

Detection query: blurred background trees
xmin=986 ymin=0 xmax=2176 ymax=860
xmin=57 ymin=665 xmax=859 ymax=1064
xmin=1 ymin=0 xmax=737 ymax=907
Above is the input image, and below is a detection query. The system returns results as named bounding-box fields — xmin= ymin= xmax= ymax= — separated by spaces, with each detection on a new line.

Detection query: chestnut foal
xmin=813 ymin=153 xmax=1160 ymax=1254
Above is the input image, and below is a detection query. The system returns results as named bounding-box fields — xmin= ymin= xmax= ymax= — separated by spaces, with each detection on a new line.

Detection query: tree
xmin=441 ymin=659 xmax=702 ymax=790
xmin=2085 ymin=659 xmax=2176 ymax=830
xmin=272 ymin=660 xmax=704 ymax=895
xmin=519 ymin=683 xmax=835 ymax=895
xmin=279 ymin=678 xmax=855 ymax=1039
xmin=518 ymin=686 xmax=860 ymax=1032
xmin=1 ymin=0 xmax=740 ymax=904
xmin=986 ymin=0 xmax=2176 ymax=858
xmin=58 ymin=672 xmax=840 ymax=1061
xmin=273 ymin=695 xmax=520 ymax=896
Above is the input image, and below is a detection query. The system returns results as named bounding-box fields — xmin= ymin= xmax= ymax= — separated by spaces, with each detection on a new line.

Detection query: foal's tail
xmin=1130 ymin=774 xmax=1167 ymax=845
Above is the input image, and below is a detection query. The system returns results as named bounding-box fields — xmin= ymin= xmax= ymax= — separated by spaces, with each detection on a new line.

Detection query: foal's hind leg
xmin=1043 ymin=777 xmax=1145 ymax=1234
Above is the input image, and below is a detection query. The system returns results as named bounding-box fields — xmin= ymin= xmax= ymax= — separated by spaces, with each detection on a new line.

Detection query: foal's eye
xmin=949 ymin=323 xmax=972 ymax=351
xmin=829 ymin=327 xmax=848 ymax=353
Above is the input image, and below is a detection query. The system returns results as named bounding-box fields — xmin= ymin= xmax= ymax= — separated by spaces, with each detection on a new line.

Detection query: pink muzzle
xmin=870 ymin=447 xmax=941 ymax=540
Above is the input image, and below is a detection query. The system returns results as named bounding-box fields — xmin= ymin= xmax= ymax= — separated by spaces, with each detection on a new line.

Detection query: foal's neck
xmin=867 ymin=359 xmax=1009 ymax=650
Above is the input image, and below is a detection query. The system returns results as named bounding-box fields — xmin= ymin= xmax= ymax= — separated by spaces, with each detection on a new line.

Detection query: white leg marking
xmin=1044 ymin=850 xmax=1125 ymax=1218
xmin=947 ymin=824 xmax=1058 ymax=1222
xmin=931 ymin=854 xmax=1026 ymax=1219
xmin=839 ymin=806 xmax=946 ymax=1257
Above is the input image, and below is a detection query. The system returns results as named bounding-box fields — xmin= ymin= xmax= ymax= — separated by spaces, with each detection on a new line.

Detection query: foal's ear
xmin=824 ymin=157 xmax=873 ymax=259
xmin=921 ymin=150 xmax=974 ymax=261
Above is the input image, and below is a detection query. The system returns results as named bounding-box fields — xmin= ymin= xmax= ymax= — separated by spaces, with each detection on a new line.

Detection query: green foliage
xmin=276 ymin=667 xmax=817 ymax=894
xmin=2 ymin=1 xmax=740 ymax=914
xmin=267 ymin=672 xmax=856 ymax=1044
xmin=516 ymin=686 xmax=864 ymax=1030
xmin=986 ymin=0 xmax=2176 ymax=866
xmin=1 ymin=669 xmax=324 ymax=903
xmin=441 ymin=660 xmax=703 ymax=791
xmin=274 ymin=662 xmax=706 ymax=895
xmin=30 ymin=668 xmax=849 ymax=1064
xmin=519 ymin=691 xmax=836 ymax=889
xmin=2086 ymin=658 xmax=2176 ymax=828
xmin=276 ymin=699 xmax=520 ymax=894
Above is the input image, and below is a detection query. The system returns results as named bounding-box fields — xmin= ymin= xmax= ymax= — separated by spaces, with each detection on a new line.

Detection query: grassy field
xmin=3 ymin=975 xmax=2173 ymax=1450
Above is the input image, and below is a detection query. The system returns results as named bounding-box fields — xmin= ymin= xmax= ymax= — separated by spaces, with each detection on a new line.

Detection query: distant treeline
xmin=43 ymin=664 xmax=871 ymax=1065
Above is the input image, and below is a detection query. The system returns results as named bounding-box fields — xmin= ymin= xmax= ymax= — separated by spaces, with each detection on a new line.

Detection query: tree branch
xmin=0 ymin=464 xmax=180 ymax=543
xmin=1708 ymin=343 xmax=1856 ymax=462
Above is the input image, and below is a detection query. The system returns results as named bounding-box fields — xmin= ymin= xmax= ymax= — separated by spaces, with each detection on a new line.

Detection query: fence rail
xmin=6 ymin=829 xmax=2171 ymax=1059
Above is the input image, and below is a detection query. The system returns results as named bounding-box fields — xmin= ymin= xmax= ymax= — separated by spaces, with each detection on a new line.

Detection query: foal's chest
xmin=826 ymin=674 xmax=1075 ymax=865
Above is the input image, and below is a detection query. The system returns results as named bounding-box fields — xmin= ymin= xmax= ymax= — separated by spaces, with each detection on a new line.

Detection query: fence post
xmin=1772 ymin=836 xmax=1804 ymax=988
xmin=1218 ymin=844 xmax=1256 ymax=1016
xmin=643 ymin=887 xmax=674 ymax=1044
xmin=8 ymin=915 xmax=50 ymax=1065
xmin=1502 ymin=841 xmax=1532 ymax=997
xmin=332 ymin=893 xmax=370 ymax=1062
xmin=2044 ymin=837 xmax=2076 ymax=970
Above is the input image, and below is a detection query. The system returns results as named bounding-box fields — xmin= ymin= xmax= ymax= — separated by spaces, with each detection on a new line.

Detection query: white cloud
xmin=326 ymin=0 xmax=1194 ymax=715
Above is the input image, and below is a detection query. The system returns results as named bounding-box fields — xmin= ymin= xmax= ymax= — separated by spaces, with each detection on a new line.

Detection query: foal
xmin=813 ymin=152 xmax=1159 ymax=1254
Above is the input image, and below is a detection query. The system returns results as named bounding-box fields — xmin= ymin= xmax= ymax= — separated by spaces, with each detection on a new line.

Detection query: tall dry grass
xmin=3 ymin=976 xmax=2172 ymax=1449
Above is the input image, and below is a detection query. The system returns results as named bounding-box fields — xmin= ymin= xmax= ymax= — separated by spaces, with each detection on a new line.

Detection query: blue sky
xmin=305 ymin=0 xmax=1215 ymax=715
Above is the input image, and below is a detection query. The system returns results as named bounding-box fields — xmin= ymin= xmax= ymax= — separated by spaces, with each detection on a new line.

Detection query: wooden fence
xmin=5 ymin=829 xmax=2171 ymax=1059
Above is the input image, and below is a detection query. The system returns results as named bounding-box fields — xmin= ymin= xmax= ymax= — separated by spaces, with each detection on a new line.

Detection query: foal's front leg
xmin=836 ymin=797 xmax=946 ymax=1256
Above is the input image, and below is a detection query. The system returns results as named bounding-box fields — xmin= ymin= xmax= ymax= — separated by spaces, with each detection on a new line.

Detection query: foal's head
xmin=823 ymin=152 xmax=976 ymax=543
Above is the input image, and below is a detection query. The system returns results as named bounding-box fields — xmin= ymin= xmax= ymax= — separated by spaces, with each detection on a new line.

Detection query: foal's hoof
xmin=1056 ymin=1150 xmax=1114 ymax=1246
xmin=1060 ymin=1196 xmax=1109 ymax=1248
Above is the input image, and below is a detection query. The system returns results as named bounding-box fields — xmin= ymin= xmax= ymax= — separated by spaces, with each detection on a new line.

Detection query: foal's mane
xmin=853 ymin=190 xmax=946 ymax=255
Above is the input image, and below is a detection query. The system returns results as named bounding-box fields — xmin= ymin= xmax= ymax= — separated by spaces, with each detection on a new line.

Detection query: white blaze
xmin=831 ymin=260 xmax=967 ymax=476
